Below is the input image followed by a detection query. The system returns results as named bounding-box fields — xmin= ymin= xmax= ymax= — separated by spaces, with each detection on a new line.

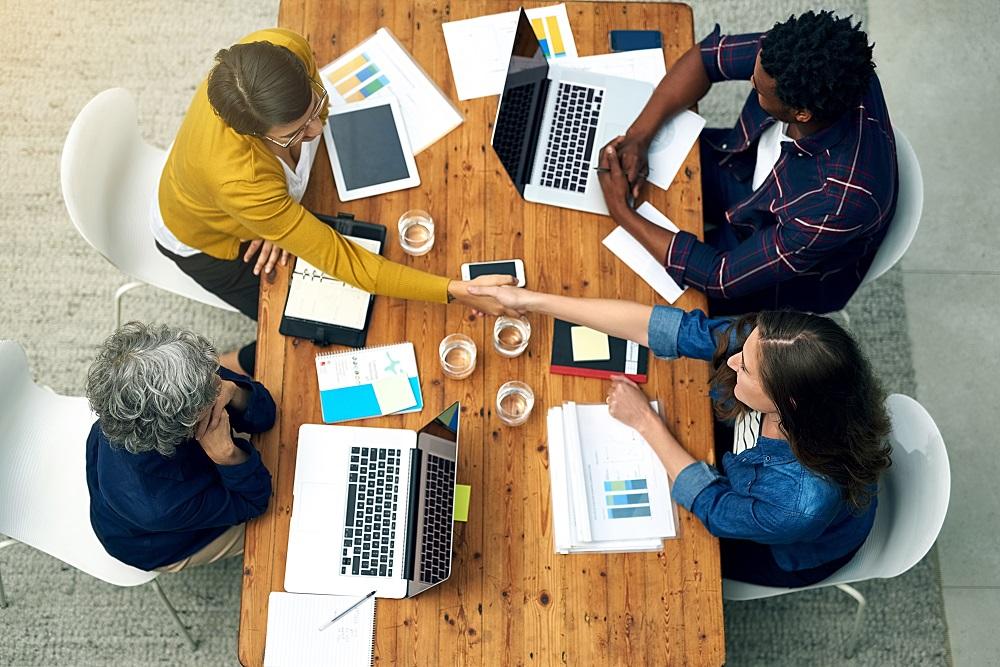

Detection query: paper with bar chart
xmin=320 ymin=28 xmax=462 ymax=154
xmin=560 ymin=402 xmax=676 ymax=544
xmin=442 ymin=4 xmax=578 ymax=100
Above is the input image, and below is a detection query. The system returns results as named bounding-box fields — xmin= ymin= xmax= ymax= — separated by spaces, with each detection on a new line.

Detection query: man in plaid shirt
xmin=598 ymin=10 xmax=897 ymax=314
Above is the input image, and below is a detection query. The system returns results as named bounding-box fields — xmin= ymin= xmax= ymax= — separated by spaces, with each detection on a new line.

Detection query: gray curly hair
xmin=86 ymin=322 xmax=220 ymax=456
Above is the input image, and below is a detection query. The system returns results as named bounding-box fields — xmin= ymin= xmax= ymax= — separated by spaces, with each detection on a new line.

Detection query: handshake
xmin=446 ymin=275 xmax=538 ymax=318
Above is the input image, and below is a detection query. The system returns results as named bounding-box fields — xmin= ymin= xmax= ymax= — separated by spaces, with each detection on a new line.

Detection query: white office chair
xmin=0 ymin=340 xmax=197 ymax=650
xmin=861 ymin=127 xmax=924 ymax=286
xmin=60 ymin=88 xmax=238 ymax=328
xmin=722 ymin=394 xmax=951 ymax=657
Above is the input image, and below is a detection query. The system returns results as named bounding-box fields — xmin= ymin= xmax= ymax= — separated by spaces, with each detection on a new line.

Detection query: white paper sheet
xmin=602 ymin=202 xmax=687 ymax=304
xmin=264 ymin=592 xmax=375 ymax=667
xmin=559 ymin=48 xmax=666 ymax=86
xmin=320 ymin=28 xmax=462 ymax=153
xmin=442 ymin=4 xmax=578 ymax=100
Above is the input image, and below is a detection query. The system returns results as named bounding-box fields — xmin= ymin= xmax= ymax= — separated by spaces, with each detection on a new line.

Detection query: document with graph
xmin=548 ymin=402 xmax=676 ymax=552
xmin=319 ymin=28 xmax=462 ymax=153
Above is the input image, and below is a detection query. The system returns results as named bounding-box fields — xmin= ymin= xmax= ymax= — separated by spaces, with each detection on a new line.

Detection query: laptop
xmin=284 ymin=403 xmax=460 ymax=599
xmin=491 ymin=9 xmax=655 ymax=215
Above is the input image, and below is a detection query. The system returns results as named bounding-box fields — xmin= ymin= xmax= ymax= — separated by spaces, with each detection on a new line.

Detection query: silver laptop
xmin=491 ymin=8 xmax=655 ymax=215
xmin=284 ymin=403 xmax=460 ymax=599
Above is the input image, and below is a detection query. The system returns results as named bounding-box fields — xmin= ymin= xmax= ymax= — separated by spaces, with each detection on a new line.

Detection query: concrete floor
xmin=868 ymin=0 xmax=1000 ymax=663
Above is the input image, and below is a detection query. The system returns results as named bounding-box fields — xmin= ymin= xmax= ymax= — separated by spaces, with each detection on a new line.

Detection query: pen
xmin=592 ymin=166 xmax=611 ymax=173
xmin=318 ymin=590 xmax=377 ymax=631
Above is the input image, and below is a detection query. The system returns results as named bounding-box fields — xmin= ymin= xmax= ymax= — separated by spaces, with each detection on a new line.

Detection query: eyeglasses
xmin=261 ymin=82 xmax=329 ymax=149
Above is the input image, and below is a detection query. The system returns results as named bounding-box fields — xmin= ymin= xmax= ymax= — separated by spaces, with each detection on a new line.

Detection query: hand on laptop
xmin=597 ymin=140 xmax=637 ymax=216
xmin=601 ymin=135 xmax=649 ymax=201
xmin=448 ymin=274 xmax=520 ymax=317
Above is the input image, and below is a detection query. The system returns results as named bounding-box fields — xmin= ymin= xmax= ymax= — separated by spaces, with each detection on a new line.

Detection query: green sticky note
xmin=453 ymin=484 xmax=471 ymax=522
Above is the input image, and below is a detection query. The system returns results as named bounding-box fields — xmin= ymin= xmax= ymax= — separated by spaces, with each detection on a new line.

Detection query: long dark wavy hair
xmin=711 ymin=311 xmax=892 ymax=510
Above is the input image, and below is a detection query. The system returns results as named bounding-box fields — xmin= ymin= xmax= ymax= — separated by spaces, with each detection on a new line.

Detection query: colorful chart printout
xmin=604 ymin=478 xmax=652 ymax=519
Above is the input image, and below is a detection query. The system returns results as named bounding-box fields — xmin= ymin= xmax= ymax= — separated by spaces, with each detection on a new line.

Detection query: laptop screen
xmin=492 ymin=9 xmax=548 ymax=193
xmin=402 ymin=403 xmax=460 ymax=593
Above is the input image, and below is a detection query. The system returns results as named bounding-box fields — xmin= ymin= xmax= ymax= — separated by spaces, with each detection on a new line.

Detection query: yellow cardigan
xmin=157 ymin=28 xmax=449 ymax=304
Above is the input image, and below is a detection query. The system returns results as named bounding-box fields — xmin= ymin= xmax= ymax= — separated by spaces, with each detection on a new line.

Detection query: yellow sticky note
xmin=372 ymin=375 xmax=416 ymax=414
xmin=453 ymin=484 xmax=471 ymax=522
xmin=571 ymin=326 xmax=611 ymax=362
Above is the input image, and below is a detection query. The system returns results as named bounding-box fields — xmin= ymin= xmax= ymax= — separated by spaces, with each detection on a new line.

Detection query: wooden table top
xmin=238 ymin=2 xmax=723 ymax=665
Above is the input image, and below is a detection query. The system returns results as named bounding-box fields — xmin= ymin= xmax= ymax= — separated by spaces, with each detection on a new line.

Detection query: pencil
xmin=317 ymin=590 xmax=377 ymax=631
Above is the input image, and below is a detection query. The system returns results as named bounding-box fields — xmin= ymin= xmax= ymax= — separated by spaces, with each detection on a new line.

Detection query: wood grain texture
xmin=239 ymin=2 xmax=723 ymax=665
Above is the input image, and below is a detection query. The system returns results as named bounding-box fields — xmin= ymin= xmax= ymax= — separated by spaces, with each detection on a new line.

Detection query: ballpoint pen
xmin=317 ymin=590 xmax=377 ymax=631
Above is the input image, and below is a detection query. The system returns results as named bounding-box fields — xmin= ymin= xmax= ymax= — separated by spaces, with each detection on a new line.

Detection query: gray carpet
xmin=0 ymin=1 xmax=950 ymax=665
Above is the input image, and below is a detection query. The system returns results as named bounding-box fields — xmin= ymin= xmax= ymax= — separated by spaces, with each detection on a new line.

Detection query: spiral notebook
xmin=264 ymin=592 xmax=376 ymax=667
xmin=315 ymin=342 xmax=423 ymax=423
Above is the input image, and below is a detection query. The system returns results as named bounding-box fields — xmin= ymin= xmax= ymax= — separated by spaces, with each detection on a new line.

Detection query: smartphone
xmin=460 ymin=259 xmax=526 ymax=287
xmin=609 ymin=30 xmax=663 ymax=53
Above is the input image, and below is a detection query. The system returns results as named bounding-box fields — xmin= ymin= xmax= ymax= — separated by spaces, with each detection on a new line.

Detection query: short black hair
xmin=760 ymin=10 xmax=875 ymax=122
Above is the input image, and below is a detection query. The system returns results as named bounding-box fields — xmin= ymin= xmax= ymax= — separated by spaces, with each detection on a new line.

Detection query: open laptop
xmin=491 ymin=9 xmax=655 ymax=215
xmin=284 ymin=403 xmax=460 ymax=599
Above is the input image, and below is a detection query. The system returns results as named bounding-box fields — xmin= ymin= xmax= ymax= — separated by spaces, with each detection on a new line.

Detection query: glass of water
xmin=398 ymin=209 xmax=435 ymax=256
xmin=439 ymin=334 xmax=477 ymax=380
xmin=492 ymin=316 xmax=531 ymax=358
xmin=496 ymin=381 xmax=534 ymax=426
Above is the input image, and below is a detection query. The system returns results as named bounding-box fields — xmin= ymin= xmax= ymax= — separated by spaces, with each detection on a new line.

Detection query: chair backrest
xmin=723 ymin=393 xmax=950 ymax=600
xmin=861 ymin=127 xmax=924 ymax=286
xmin=59 ymin=88 xmax=236 ymax=312
xmin=0 ymin=341 xmax=156 ymax=586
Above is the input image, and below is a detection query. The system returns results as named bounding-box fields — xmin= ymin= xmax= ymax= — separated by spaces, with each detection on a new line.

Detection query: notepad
xmin=264 ymin=592 xmax=376 ymax=667
xmin=571 ymin=326 xmax=611 ymax=362
xmin=315 ymin=343 xmax=423 ymax=423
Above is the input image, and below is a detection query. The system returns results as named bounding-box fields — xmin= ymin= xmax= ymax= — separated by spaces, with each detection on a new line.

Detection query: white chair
xmin=861 ymin=127 xmax=924 ymax=286
xmin=0 ymin=341 xmax=197 ymax=650
xmin=722 ymin=394 xmax=951 ymax=657
xmin=60 ymin=88 xmax=237 ymax=328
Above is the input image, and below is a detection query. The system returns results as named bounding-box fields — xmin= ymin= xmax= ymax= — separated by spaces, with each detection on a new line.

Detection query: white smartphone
xmin=460 ymin=259 xmax=526 ymax=287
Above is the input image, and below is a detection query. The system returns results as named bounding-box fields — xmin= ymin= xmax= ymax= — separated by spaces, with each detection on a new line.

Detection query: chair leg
xmin=0 ymin=538 xmax=19 ymax=609
xmin=150 ymin=578 xmax=198 ymax=651
xmin=113 ymin=281 xmax=145 ymax=329
xmin=835 ymin=583 xmax=866 ymax=658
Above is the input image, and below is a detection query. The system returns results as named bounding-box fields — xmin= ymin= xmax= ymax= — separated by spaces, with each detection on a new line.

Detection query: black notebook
xmin=549 ymin=318 xmax=649 ymax=383
xmin=279 ymin=212 xmax=386 ymax=348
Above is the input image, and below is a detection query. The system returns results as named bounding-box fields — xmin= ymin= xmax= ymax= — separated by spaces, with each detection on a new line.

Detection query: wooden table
xmin=239 ymin=2 xmax=723 ymax=665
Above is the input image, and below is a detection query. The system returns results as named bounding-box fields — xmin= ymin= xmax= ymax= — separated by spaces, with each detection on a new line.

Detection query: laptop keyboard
xmin=539 ymin=82 xmax=604 ymax=193
xmin=418 ymin=455 xmax=456 ymax=584
xmin=341 ymin=447 xmax=400 ymax=578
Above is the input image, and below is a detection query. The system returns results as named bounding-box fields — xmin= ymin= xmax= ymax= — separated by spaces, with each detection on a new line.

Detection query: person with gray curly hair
xmin=85 ymin=322 xmax=275 ymax=572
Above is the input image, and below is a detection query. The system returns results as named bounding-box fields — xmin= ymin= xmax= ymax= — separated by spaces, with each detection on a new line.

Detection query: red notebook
xmin=549 ymin=319 xmax=649 ymax=383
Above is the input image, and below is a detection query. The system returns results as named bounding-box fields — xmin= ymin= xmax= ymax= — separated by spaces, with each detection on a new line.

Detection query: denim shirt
xmin=86 ymin=367 xmax=275 ymax=570
xmin=648 ymin=306 xmax=876 ymax=571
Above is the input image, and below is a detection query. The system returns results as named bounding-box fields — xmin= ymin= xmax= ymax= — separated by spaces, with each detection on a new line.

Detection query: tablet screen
xmin=327 ymin=104 xmax=410 ymax=190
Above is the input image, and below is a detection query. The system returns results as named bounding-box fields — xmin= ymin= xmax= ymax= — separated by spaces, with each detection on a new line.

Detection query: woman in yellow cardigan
xmin=152 ymin=28 xmax=510 ymax=375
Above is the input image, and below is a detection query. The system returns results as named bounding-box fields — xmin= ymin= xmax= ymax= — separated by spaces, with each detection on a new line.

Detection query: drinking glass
xmin=439 ymin=334 xmax=477 ymax=379
xmin=398 ymin=209 xmax=435 ymax=256
xmin=496 ymin=381 xmax=534 ymax=426
xmin=492 ymin=316 xmax=531 ymax=358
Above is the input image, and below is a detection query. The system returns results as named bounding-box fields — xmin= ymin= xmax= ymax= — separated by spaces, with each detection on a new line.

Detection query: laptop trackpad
xmin=599 ymin=123 xmax=627 ymax=158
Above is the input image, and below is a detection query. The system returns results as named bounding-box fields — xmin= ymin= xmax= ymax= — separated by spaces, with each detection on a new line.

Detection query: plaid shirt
xmin=665 ymin=26 xmax=898 ymax=313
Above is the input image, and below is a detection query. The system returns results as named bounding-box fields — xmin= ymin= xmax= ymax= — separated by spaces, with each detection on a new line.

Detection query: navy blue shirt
xmin=648 ymin=306 xmax=876 ymax=571
xmin=86 ymin=367 xmax=275 ymax=570
xmin=665 ymin=26 xmax=898 ymax=313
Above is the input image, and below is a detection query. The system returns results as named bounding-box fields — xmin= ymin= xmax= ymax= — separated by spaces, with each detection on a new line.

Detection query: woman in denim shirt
xmin=468 ymin=285 xmax=892 ymax=587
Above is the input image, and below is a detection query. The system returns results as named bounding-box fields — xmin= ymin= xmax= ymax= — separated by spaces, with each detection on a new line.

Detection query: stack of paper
xmin=547 ymin=402 xmax=677 ymax=554
xmin=442 ymin=4 xmax=578 ymax=100
xmin=320 ymin=28 xmax=463 ymax=153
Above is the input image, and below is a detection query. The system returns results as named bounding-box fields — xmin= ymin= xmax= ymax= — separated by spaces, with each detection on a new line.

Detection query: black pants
xmin=156 ymin=242 xmax=259 ymax=375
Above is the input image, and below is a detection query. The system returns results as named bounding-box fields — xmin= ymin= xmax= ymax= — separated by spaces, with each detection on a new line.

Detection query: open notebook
xmin=264 ymin=592 xmax=376 ymax=667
